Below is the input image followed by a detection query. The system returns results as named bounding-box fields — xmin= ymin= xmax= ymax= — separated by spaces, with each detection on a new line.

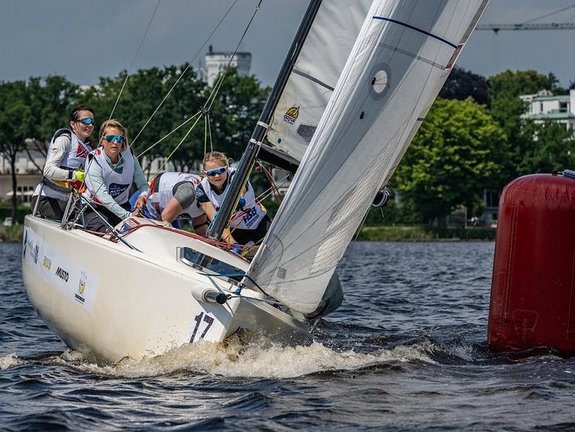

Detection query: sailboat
xmin=21 ymin=0 xmax=489 ymax=364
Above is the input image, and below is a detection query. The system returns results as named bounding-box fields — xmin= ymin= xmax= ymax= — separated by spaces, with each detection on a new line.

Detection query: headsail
xmin=262 ymin=0 xmax=372 ymax=166
xmin=247 ymin=0 xmax=489 ymax=314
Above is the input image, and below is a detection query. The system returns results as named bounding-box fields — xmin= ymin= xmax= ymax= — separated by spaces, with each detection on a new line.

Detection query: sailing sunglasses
xmin=104 ymin=134 xmax=126 ymax=144
xmin=78 ymin=117 xmax=96 ymax=125
xmin=205 ymin=166 xmax=227 ymax=177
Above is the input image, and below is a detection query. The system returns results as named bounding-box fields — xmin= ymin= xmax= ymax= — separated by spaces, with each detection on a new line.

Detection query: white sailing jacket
xmin=198 ymin=168 xmax=267 ymax=230
xmin=83 ymin=148 xmax=135 ymax=206
xmin=146 ymin=172 xmax=203 ymax=220
xmin=35 ymin=129 xmax=93 ymax=200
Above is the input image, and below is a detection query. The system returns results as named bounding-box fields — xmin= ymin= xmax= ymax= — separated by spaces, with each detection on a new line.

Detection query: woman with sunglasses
xmin=82 ymin=119 xmax=149 ymax=232
xmin=196 ymin=151 xmax=271 ymax=245
xmin=31 ymin=104 xmax=97 ymax=220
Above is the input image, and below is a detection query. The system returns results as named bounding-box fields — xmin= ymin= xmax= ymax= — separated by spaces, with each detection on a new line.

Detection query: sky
xmin=1 ymin=0 xmax=574 ymax=88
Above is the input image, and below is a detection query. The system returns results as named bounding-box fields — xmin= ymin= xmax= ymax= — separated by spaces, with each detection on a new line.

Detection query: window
xmin=179 ymin=247 xmax=245 ymax=282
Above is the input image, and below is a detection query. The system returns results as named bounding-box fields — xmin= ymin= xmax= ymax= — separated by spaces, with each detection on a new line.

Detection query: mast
xmin=207 ymin=0 xmax=323 ymax=240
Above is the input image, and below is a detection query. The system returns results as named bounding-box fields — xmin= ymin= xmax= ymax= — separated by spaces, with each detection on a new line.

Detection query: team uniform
xmin=196 ymin=167 xmax=270 ymax=244
xmin=31 ymin=129 xmax=94 ymax=219
xmin=82 ymin=148 xmax=149 ymax=232
xmin=145 ymin=172 xmax=204 ymax=221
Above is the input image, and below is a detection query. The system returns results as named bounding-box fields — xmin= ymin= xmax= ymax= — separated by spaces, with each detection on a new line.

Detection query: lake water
xmin=1 ymin=241 xmax=574 ymax=431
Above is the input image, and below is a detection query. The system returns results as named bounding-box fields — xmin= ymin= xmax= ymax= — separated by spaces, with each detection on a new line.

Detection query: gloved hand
xmin=73 ymin=169 xmax=85 ymax=182
xmin=238 ymin=197 xmax=246 ymax=209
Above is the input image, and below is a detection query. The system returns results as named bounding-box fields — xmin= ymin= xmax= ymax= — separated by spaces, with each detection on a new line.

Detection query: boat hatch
xmin=179 ymin=247 xmax=245 ymax=282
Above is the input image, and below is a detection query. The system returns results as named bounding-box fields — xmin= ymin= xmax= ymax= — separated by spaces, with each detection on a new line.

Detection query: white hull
xmin=22 ymin=215 xmax=311 ymax=364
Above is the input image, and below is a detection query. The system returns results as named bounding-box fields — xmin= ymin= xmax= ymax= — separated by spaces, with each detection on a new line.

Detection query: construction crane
xmin=477 ymin=23 xmax=575 ymax=32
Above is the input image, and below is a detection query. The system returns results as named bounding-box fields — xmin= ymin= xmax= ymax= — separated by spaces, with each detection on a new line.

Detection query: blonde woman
xmin=82 ymin=119 xmax=149 ymax=232
xmin=195 ymin=151 xmax=270 ymax=245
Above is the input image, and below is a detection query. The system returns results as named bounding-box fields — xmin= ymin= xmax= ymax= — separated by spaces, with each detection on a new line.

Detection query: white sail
xmin=265 ymin=0 xmax=372 ymax=163
xmin=248 ymin=0 xmax=489 ymax=314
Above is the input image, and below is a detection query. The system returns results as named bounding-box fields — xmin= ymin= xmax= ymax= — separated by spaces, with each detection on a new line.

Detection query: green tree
xmin=488 ymin=70 xmax=563 ymax=102
xmin=518 ymin=121 xmax=575 ymax=173
xmin=205 ymin=69 xmax=268 ymax=161
xmin=26 ymin=76 xmax=80 ymax=169
xmin=439 ymin=67 xmax=489 ymax=105
xmin=488 ymin=70 xmax=571 ymax=182
xmin=395 ymin=98 xmax=506 ymax=226
xmin=0 ymin=81 xmax=33 ymax=222
xmin=0 ymin=77 xmax=78 ymax=222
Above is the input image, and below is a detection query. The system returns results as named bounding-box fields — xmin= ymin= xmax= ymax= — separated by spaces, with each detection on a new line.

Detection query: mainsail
xmin=247 ymin=0 xmax=489 ymax=314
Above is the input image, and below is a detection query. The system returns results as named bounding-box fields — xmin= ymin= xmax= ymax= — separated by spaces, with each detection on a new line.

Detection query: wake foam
xmin=45 ymin=335 xmax=437 ymax=378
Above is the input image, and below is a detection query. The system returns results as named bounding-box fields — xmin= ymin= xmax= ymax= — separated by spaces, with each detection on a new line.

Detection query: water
xmin=2 ymin=241 xmax=574 ymax=431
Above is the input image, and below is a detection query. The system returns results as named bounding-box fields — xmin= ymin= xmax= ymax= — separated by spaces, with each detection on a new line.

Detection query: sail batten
xmin=248 ymin=0 xmax=489 ymax=315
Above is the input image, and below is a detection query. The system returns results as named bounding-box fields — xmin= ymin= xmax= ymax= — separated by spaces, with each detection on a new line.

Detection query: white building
xmin=520 ymin=89 xmax=575 ymax=131
xmin=202 ymin=45 xmax=251 ymax=86
xmin=0 ymin=139 xmax=44 ymax=204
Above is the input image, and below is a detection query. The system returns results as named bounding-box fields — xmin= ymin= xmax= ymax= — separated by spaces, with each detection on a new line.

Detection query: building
xmin=202 ymin=45 xmax=252 ymax=86
xmin=0 ymin=139 xmax=44 ymax=205
xmin=520 ymin=89 xmax=575 ymax=131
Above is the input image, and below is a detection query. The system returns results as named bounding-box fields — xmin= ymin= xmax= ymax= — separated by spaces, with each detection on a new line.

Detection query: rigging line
xmin=204 ymin=113 xmax=209 ymax=155
xmin=109 ymin=0 xmax=162 ymax=120
xmin=207 ymin=112 xmax=213 ymax=153
xmin=201 ymin=0 xmax=264 ymax=115
xmin=136 ymin=111 xmax=202 ymax=159
xmin=152 ymin=114 xmax=205 ymax=176
xmin=130 ymin=0 xmax=241 ymax=147
xmin=521 ymin=4 xmax=575 ymax=25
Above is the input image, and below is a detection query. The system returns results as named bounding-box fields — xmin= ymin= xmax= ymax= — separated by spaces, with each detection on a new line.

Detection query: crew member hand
xmin=135 ymin=195 xmax=147 ymax=211
xmin=73 ymin=169 xmax=85 ymax=182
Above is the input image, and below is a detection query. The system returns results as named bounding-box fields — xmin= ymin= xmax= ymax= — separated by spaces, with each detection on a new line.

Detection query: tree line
xmin=1 ymin=65 xmax=574 ymax=226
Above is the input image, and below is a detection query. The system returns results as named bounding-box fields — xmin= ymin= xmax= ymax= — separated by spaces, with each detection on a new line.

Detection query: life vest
xmin=83 ymin=148 xmax=135 ymax=206
xmin=145 ymin=172 xmax=203 ymax=220
xmin=35 ymin=129 xmax=93 ymax=200
xmin=199 ymin=168 xmax=267 ymax=230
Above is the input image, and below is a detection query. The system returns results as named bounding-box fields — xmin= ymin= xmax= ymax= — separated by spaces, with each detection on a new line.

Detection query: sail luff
xmin=246 ymin=0 xmax=490 ymax=314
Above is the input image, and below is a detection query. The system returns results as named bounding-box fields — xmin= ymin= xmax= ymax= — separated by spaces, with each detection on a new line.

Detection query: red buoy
xmin=488 ymin=173 xmax=575 ymax=353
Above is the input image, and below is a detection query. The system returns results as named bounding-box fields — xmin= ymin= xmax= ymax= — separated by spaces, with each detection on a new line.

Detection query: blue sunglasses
xmin=205 ymin=166 xmax=227 ymax=177
xmin=78 ymin=117 xmax=96 ymax=125
xmin=104 ymin=134 xmax=126 ymax=144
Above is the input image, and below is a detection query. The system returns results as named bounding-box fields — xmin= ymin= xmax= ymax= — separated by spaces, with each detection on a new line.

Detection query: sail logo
xmin=284 ymin=106 xmax=299 ymax=125
xmin=42 ymin=256 xmax=52 ymax=271
xmin=55 ymin=266 xmax=69 ymax=282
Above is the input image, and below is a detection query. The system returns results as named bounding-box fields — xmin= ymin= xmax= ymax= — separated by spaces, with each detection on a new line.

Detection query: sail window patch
xmin=297 ymin=124 xmax=316 ymax=142
xmin=371 ymin=70 xmax=388 ymax=94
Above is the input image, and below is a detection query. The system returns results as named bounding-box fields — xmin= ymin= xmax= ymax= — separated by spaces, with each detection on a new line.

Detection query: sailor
xmin=195 ymin=151 xmax=271 ymax=245
xmin=82 ymin=119 xmax=149 ymax=232
xmin=140 ymin=171 xmax=208 ymax=234
xmin=31 ymin=105 xmax=97 ymax=220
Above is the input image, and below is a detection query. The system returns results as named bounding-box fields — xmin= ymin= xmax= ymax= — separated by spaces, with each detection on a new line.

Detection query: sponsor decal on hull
xmin=23 ymin=226 xmax=99 ymax=310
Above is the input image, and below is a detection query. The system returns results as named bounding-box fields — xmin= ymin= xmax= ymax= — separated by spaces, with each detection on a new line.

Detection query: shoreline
xmin=1 ymin=224 xmax=496 ymax=243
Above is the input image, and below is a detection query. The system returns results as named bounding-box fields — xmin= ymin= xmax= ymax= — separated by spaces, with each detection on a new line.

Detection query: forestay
xmin=265 ymin=0 xmax=371 ymax=163
xmin=247 ymin=0 xmax=489 ymax=314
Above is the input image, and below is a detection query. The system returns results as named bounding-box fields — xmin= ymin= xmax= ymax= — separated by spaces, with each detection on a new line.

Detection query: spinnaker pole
xmin=207 ymin=0 xmax=323 ymax=240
